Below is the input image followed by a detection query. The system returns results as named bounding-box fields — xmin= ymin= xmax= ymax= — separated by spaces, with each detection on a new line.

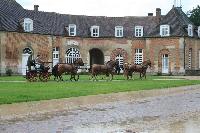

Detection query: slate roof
xmin=0 ymin=0 xmax=198 ymax=38
xmin=149 ymin=7 xmax=199 ymax=37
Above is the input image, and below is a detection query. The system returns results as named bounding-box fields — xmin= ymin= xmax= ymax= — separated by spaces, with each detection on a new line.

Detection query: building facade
xmin=0 ymin=0 xmax=200 ymax=75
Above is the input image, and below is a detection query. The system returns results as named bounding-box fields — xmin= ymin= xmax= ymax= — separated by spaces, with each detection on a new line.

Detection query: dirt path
xmin=0 ymin=84 xmax=200 ymax=133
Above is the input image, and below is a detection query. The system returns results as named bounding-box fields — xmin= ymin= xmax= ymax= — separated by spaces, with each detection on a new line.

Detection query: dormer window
xmin=115 ymin=26 xmax=123 ymax=37
xmin=69 ymin=24 xmax=76 ymax=36
xmin=198 ymin=26 xmax=200 ymax=38
xmin=135 ymin=26 xmax=143 ymax=37
xmin=23 ymin=18 xmax=33 ymax=32
xmin=160 ymin=25 xmax=170 ymax=37
xmin=188 ymin=24 xmax=193 ymax=37
xmin=91 ymin=26 xmax=99 ymax=37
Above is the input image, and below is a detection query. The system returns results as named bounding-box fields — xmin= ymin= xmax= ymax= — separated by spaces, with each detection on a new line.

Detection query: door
xmin=53 ymin=47 xmax=59 ymax=66
xmin=162 ymin=54 xmax=169 ymax=73
xmin=22 ymin=53 xmax=30 ymax=75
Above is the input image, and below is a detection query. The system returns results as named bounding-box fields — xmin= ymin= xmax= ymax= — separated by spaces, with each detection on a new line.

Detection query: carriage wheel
xmin=27 ymin=71 xmax=37 ymax=82
xmin=39 ymin=72 xmax=49 ymax=82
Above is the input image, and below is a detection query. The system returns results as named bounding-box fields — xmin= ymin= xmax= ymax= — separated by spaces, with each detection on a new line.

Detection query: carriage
xmin=26 ymin=61 xmax=52 ymax=82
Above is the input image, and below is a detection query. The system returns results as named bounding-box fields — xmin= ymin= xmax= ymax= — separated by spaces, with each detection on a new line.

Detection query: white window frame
xmin=135 ymin=49 xmax=143 ymax=64
xmin=198 ymin=26 xmax=200 ymax=38
xmin=53 ymin=47 xmax=59 ymax=59
xmin=188 ymin=48 xmax=192 ymax=69
xmin=115 ymin=26 xmax=123 ymax=37
xmin=69 ymin=24 xmax=76 ymax=36
xmin=91 ymin=26 xmax=99 ymax=37
xmin=135 ymin=26 xmax=143 ymax=37
xmin=160 ymin=25 xmax=170 ymax=37
xmin=24 ymin=18 xmax=33 ymax=32
xmin=115 ymin=54 xmax=124 ymax=68
xmin=188 ymin=24 xmax=193 ymax=37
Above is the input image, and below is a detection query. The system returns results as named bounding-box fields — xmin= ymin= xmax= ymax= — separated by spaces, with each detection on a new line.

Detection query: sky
xmin=16 ymin=0 xmax=200 ymax=17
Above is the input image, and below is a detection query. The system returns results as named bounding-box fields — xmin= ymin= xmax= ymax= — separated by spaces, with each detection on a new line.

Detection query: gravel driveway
xmin=0 ymin=83 xmax=200 ymax=133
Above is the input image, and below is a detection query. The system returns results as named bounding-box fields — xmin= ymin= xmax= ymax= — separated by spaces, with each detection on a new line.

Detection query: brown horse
xmin=53 ymin=58 xmax=84 ymax=81
xmin=90 ymin=60 xmax=118 ymax=81
xmin=124 ymin=59 xmax=152 ymax=80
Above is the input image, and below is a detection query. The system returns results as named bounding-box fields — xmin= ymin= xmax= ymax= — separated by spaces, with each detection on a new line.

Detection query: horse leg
xmin=140 ymin=72 xmax=142 ymax=80
xmin=70 ymin=74 xmax=74 ymax=81
xmin=110 ymin=73 xmax=113 ymax=81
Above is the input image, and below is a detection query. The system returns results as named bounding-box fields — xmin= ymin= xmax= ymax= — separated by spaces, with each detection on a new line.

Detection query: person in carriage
xmin=35 ymin=54 xmax=45 ymax=71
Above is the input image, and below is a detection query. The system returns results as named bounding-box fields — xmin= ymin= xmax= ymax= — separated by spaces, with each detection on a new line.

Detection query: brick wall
xmin=0 ymin=31 xmax=199 ymax=75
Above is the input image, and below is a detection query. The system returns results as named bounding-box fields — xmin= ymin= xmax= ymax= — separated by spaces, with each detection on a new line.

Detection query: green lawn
xmin=0 ymin=75 xmax=200 ymax=105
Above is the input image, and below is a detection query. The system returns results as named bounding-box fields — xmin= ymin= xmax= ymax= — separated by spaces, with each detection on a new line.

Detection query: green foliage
xmin=0 ymin=75 xmax=200 ymax=105
xmin=189 ymin=5 xmax=200 ymax=26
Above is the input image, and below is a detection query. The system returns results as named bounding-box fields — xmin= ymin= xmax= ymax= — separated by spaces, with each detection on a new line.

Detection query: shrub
xmin=6 ymin=69 xmax=13 ymax=76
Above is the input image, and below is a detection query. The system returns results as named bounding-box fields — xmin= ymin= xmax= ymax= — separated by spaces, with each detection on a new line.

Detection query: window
xmin=115 ymin=54 xmax=124 ymax=68
xmin=135 ymin=26 xmax=143 ymax=37
xmin=69 ymin=24 xmax=76 ymax=36
xmin=91 ymin=26 xmax=99 ymax=37
xmin=135 ymin=49 xmax=143 ymax=64
xmin=23 ymin=47 xmax=32 ymax=54
xmin=188 ymin=24 xmax=193 ymax=37
xmin=115 ymin=26 xmax=123 ymax=37
xmin=160 ymin=25 xmax=170 ymax=37
xmin=198 ymin=26 xmax=200 ymax=38
xmin=65 ymin=48 xmax=81 ymax=64
xmin=24 ymin=18 xmax=33 ymax=32
xmin=53 ymin=47 xmax=59 ymax=59
xmin=188 ymin=48 xmax=192 ymax=69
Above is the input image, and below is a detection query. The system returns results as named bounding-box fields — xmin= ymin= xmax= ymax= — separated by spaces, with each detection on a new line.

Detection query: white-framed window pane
xmin=115 ymin=26 xmax=123 ymax=37
xmin=24 ymin=18 xmax=33 ymax=32
xmin=115 ymin=54 xmax=124 ymax=68
xmin=188 ymin=24 xmax=193 ymax=37
xmin=53 ymin=47 xmax=59 ymax=59
xmin=188 ymin=48 xmax=192 ymax=69
xmin=160 ymin=25 xmax=170 ymax=37
xmin=135 ymin=26 xmax=143 ymax=37
xmin=69 ymin=24 xmax=76 ymax=36
xmin=66 ymin=48 xmax=81 ymax=63
xmin=135 ymin=49 xmax=143 ymax=64
xmin=91 ymin=26 xmax=99 ymax=37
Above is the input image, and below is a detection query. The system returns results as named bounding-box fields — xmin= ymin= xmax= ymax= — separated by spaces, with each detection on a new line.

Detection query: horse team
xmin=50 ymin=59 xmax=152 ymax=81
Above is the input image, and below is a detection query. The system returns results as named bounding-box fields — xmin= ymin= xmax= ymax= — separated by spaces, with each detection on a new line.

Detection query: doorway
xmin=162 ymin=54 xmax=169 ymax=73
xmin=89 ymin=48 xmax=104 ymax=66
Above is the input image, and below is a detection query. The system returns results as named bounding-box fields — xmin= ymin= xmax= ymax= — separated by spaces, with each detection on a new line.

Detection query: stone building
xmin=0 ymin=0 xmax=200 ymax=75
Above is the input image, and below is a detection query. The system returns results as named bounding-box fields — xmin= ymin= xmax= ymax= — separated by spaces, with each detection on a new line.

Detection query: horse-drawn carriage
xmin=26 ymin=59 xmax=52 ymax=82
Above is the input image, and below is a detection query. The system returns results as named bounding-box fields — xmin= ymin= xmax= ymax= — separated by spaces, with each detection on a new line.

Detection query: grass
xmin=0 ymin=74 xmax=200 ymax=105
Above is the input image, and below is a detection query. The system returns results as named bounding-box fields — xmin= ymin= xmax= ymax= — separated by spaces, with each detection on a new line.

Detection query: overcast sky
xmin=16 ymin=0 xmax=199 ymax=17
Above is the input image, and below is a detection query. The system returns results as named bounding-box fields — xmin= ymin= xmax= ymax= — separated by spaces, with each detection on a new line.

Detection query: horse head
xmin=106 ymin=60 xmax=118 ymax=68
xmin=142 ymin=59 xmax=151 ymax=68
xmin=74 ymin=58 xmax=84 ymax=66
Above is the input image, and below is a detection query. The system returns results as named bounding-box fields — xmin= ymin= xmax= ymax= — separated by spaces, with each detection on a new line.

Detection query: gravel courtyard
xmin=0 ymin=78 xmax=200 ymax=133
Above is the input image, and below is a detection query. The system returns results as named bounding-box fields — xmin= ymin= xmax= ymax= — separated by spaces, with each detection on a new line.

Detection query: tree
xmin=189 ymin=5 xmax=200 ymax=26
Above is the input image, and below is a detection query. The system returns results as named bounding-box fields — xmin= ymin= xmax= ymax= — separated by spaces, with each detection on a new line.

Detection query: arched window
xmin=115 ymin=54 xmax=123 ymax=68
xmin=65 ymin=48 xmax=81 ymax=63
xmin=23 ymin=47 xmax=32 ymax=54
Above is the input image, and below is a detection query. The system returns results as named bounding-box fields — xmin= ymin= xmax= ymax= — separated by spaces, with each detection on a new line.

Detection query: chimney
xmin=34 ymin=5 xmax=39 ymax=11
xmin=148 ymin=13 xmax=153 ymax=16
xmin=156 ymin=8 xmax=161 ymax=23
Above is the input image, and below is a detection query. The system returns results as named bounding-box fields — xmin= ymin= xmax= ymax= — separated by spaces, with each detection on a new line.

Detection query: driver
xmin=35 ymin=54 xmax=45 ymax=70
